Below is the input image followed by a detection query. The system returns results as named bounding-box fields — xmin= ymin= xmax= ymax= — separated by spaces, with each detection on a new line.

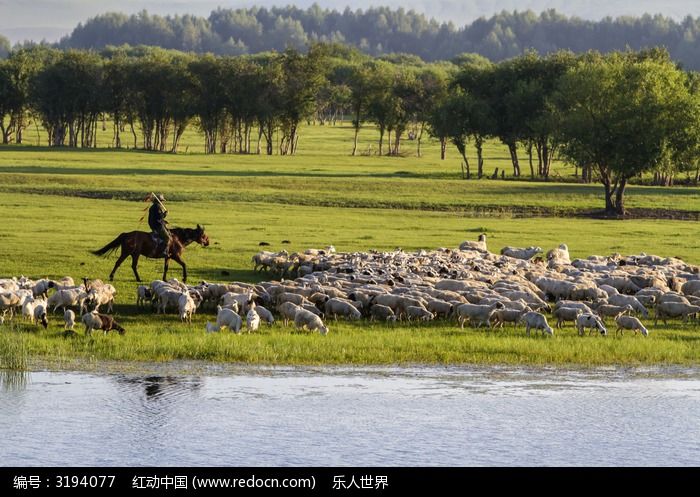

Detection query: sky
xmin=1 ymin=1 xmax=698 ymax=43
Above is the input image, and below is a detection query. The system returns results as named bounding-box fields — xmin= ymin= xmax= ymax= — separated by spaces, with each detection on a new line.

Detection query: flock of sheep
xmin=0 ymin=277 xmax=124 ymax=335
xmin=3 ymin=234 xmax=700 ymax=339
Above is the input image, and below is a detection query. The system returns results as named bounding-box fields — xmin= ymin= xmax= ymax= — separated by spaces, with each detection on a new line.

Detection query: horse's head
xmin=196 ymin=224 xmax=210 ymax=247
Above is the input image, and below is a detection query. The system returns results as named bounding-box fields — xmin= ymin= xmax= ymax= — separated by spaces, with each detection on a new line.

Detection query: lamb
xmin=206 ymin=306 xmax=242 ymax=333
xmin=654 ymin=302 xmax=700 ymax=325
xmin=369 ymin=304 xmax=397 ymax=323
xmin=552 ymin=306 xmax=583 ymax=329
xmin=454 ymin=302 xmax=505 ymax=329
xmin=459 ymin=234 xmax=487 ymax=252
xmin=324 ymin=298 xmax=362 ymax=321
xmin=500 ymin=246 xmax=542 ymax=260
xmin=615 ymin=315 xmax=649 ymax=337
xmin=519 ymin=311 xmax=554 ymax=336
xmin=136 ymin=285 xmax=153 ymax=307
xmin=294 ymin=308 xmax=329 ymax=335
xmin=405 ymin=305 xmax=434 ymax=322
xmin=64 ymin=309 xmax=75 ymax=331
xmin=246 ymin=307 xmax=261 ymax=333
xmin=576 ymin=313 xmax=608 ymax=336
xmin=178 ymin=292 xmax=196 ymax=323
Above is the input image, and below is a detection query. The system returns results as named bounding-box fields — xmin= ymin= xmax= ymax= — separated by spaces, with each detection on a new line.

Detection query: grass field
xmin=1 ymin=122 xmax=699 ymax=368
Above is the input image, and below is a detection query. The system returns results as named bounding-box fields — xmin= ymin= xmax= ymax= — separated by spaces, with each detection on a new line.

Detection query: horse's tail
xmin=92 ymin=233 xmax=126 ymax=257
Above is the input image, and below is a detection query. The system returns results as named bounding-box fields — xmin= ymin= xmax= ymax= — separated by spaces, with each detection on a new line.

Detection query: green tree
xmin=556 ymin=50 xmax=696 ymax=215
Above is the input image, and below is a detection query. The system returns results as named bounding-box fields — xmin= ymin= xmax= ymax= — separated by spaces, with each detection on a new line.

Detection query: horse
xmin=92 ymin=225 xmax=209 ymax=283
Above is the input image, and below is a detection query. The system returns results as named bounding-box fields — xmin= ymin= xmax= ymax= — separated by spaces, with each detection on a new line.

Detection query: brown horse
xmin=92 ymin=225 xmax=210 ymax=282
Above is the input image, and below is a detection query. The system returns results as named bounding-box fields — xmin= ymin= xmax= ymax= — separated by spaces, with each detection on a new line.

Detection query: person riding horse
xmin=148 ymin=194 xmax=171 ymax=257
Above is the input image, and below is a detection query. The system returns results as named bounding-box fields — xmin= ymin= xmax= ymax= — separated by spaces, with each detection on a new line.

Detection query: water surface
xmin=1 ymin=366 xmax=698 ymax=466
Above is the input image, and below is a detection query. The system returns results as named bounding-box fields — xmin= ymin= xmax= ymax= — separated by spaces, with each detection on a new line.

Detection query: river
xmin=1 ymin=366 xmax=698 ymax=466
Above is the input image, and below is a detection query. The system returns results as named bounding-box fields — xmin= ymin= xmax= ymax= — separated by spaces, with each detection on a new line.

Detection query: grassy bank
xmin=1 ymin=319 xmax=698 ymax=368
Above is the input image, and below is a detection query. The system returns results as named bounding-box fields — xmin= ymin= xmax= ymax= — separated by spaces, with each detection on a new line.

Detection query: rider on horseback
xmin=148 ymin=193 xmax=171 ymax=257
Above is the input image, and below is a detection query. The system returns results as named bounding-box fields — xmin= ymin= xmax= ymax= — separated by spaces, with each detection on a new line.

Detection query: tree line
xmin=1 ymin=44 xmax=699 ymax=215
xmin=8 ymin=7 xmax=700 ymax=70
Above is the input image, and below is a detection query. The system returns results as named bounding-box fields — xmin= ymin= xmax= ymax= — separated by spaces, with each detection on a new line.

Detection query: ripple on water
xmin=1 ymin=366 xmax=699 ymax=466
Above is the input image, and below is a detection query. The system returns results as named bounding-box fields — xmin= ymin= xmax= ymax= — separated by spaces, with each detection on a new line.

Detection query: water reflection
xmin=114 ymin=375 xmax=203 ymax=400
xmin=0 ymin=369 xmax=29 ymax=391
xmin=0 ymin=367 xmax=699 ymax=466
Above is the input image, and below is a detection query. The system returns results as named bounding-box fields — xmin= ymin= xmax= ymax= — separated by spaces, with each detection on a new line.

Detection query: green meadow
xmin=0 ymin=123 xmax=699 ymax=368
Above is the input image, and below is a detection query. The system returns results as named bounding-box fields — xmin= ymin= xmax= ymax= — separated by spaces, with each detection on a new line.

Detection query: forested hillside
xmin=16 ymin=7 xmax=700 ymax=69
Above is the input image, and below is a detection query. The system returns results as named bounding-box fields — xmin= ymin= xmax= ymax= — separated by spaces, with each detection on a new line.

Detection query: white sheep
xmin=552 ymin=306 xmax=583 ymax=329
xmin=615 ymin=315 xmax=649 ymax=337
xmin=519 ymin=311 xmax=554 ymax=336
xmin=405 ymin=305 xmax=434 ymax=322
xmin=81 ymin=310 xmax=102 ymax=336
xmin=324 ymin=298 xmax=361 ymax=321
xmin=500 ymin=246 xmax=542 ymax=260
xmin=277 ymin=301 xmax=302 ymax=326
xmin=576 ymin=313 xmax=607 ymax=336
xmin=454 ymin=302 xmax=505 ymax=329
xmin=206 ymin=306 xmax=242 ymax=333
xmin=178 ymin=292 xmax=196 ymax=323
xmin=369 ymin=304 xmax=397 ymax=323
xmin=33 ymin=302 xmax=48 ymax=329
xmin=255 ymin=305 xmax=275 ymax=326
xmin=294 ymin=308 xmax=329 ymax=335
xmin=459 ymin=234 xmax=487 ymax=252
xmin=64 ymin=309 xmax=75 ymax=331
xmin=654 ymin=301 xmax=700 ymax=325
xmin=246 ymin=307 xmax=261 ymax=333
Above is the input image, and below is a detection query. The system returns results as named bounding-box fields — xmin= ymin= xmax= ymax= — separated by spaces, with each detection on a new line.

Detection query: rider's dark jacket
xmin=148 ymin=202 xmax=167 ymax=233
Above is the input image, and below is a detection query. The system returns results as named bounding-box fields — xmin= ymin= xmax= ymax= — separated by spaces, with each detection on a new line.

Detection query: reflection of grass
xmin=0 ymin=328 xmax=28 ymax=371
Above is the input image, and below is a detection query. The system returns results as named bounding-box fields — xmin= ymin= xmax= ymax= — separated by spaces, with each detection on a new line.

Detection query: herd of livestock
xmin=3 ymin=234 xmax=700 ymax=338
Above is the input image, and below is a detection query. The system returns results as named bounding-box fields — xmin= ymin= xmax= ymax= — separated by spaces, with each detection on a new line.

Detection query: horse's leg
xmin=110 ymin=250 xmax=129 ymax=281
xmin=170 ymin=254 xmax=187 ymax=283
xmin=162 ymin=257 xmax=170 ymax=282
xmin=131 ymin=253 xmax=142 ymax=282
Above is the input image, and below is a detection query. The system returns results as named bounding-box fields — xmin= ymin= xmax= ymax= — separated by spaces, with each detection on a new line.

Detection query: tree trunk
xmin=386 ymin=127 xmax=393 ymax=156
xmin=528 ymin=142 xmax=535 ymax=179
xmin=351 ymin=109 xmax=361 ymax=156
xmin=378 ymin=126 xmax=385 ymax=156
xmin=440 ymin=137 xmax=446 ymax=160
xmin=507 ymin=141 xmax=520 ymax=177
xmin=614 ymin=177 xmax=627 ymax=215
xmin=475 ymin=135 xmax=484 ymax=179
xmin=541 ymin=141 xmax=550 ymax=180
xmin=416 ymin=122 xmax=424 ymax=157
xmin=456 ymin=142 xmax=470 ymax=179
xmin=394 ymin=129 xmax=402 ymax=156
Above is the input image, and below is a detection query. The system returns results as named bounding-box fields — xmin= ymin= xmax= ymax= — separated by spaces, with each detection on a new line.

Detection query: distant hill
xmin=5 ymin=6 xmax=700 ymax=69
